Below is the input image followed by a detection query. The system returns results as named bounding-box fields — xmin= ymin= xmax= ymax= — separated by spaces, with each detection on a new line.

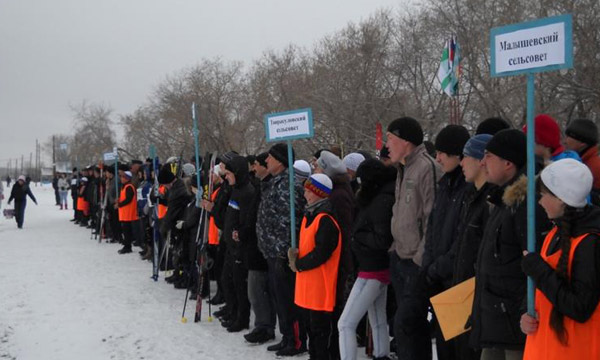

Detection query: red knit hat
xmin=522 ymin=114 xmax=561 ymax=151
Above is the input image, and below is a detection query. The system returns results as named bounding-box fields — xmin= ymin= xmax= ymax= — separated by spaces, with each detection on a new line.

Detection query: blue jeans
xmin=59 ymin=191 xmax=68 ymax=207
xmin=338 ymin=277 xmax=389 ymax=360
xmin=14 ymin=200 xmax=26 ymax=228
xmin=389 ymin=253 xmax=431 ymax=360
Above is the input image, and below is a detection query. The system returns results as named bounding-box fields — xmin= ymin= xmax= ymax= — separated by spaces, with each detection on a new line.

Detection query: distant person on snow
xmin=58 ymin=173 xmax=70 ymax=210
xmin=7 ymin=175 xmax=37 ymax=229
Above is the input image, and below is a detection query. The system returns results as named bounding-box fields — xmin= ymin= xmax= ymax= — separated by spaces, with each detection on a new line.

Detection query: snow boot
xmin=227 ymin=320 xmax=249 ymax=333
xmin=267 ymin=339 xmax=286 ymax=352
xmin=118 ymin=246 xmax=132 ymax=254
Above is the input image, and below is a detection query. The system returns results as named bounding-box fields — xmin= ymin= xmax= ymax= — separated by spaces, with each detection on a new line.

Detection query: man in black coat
xmin=70 ymin=168 xmax=79 ymax=222
xmin=244 ymin=152 xmax=276 ymax=344
xmin=219 ymin=155 xmax=256 ymax=333
xmin=470 ymin=129 xmax=551 ymax=359
xmin=421 ymin=125 xmax=470 ymax=360
xmin=158 ymin=165 xmax=192 ymax=277
xmin=450 ymin=134 xmax=494 ymax=360
xmin=52 ymin=174 xmax=60 ymax=205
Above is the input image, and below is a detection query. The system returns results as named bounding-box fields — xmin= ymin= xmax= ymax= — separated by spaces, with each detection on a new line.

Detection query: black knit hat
xmin=158 ymin=165 xmax=176 ymax=184
xmin=485 ymin=129 xmax=526 ymax=168
xmin=435 ymin=125 xmax=471 ymax=156
xmin=476 ymin=117 xmax=511 ymax=135
xmin=566 ymin=119 xmax=598 ymax=146
xmin=118 ymin=164 xmax=129 ymax=172
xmin=269 ymin=143 xmax=294 ymax=168
xmin=255 ymin=152 xmax=268 ymax=167
xmin=218 ymin=151 xmax=239 ymax=164
xmin=387 ymin=117 xmax=423 ymax=145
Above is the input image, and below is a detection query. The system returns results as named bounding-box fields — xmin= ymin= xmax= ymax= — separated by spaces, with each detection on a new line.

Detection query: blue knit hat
xmin=463 ymin=134 xmax=493 ymax=160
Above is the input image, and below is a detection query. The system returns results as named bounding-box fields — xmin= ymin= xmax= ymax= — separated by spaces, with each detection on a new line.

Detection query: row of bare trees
xmin=54 ymin=0 xmax=600 ymax=163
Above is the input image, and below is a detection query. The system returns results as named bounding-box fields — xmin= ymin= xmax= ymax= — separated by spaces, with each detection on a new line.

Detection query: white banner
xmin=265 ymin=109 xmax=313 ymax=142
xmin=494 ymin=22 xmax=565 ymax=74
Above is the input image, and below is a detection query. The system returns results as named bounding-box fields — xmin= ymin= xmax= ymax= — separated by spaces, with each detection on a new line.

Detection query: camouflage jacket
xmin=256 ymin=169 xmax=306 ymax=259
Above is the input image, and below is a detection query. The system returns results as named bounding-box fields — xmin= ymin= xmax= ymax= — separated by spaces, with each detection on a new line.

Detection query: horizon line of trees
xmin=48 ymin=0 xmax=600 ymax=165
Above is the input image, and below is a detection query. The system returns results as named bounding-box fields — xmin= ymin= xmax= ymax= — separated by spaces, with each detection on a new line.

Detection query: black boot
xmin=227 ymin=320 xmax=249 ymax=333
xmin=267 ymin=339 xmax=286 ymax=352
xmin=118 ymin=246 xmax=132 ymax=254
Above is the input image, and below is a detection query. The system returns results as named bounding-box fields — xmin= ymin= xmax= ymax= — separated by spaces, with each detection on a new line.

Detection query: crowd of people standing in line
xmin=58 ymin=113 xmax=599 ymax=360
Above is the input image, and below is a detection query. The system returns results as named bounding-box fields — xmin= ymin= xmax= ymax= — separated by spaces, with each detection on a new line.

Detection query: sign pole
xmin=192 ymin=103 xmax=202 ymax=206
xmin=114 ymin=147 xmax=119 ymax=200
xmin=287 ymin=140 xmax=296 ymax=248
xmin=526 ymin=73 xmax=536 ymax=315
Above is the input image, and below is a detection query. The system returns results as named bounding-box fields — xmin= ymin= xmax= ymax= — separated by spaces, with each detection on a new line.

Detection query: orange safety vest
xmin=524 ymin=227 xmax=600 ymax=360
xmin=157 ymin=185 xmax=168 ymax=219
xmin=118 ymin=183 xmax=138 ymax=222
xmin=77 ymin=196 xmax=89 ymax=216
xmin=294 ymin=213 xmax=341 ymax=312
xmin=208 ymin=188 xmax=221 ymax=245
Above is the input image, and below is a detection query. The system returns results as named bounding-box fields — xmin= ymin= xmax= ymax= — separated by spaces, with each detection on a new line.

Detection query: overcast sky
xmin=0 ymin=0 xmax=404 ymax=167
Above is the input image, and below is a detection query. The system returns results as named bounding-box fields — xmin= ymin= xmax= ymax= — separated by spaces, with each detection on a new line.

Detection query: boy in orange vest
xmin=288 ymin=173 xmax=342 ymax=360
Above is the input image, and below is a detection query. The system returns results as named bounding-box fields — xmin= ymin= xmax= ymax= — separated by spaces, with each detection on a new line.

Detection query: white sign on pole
xmin=491 ymin=14 xmax=572 ymax=77
xmin=103 ymin=152 xmax=116 ymax=161
xmin=264 ymin=108 xmax=314 ymax=142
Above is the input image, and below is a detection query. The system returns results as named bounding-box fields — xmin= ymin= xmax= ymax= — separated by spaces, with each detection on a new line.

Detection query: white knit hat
xmin=293 ymin=160 xmax=311 ymax=179
xmin=342 ymin=153 xmax=366 ymax=172
xmin=541 ymin=159 xmax=592 ymax=208
xmin=18 ymin=175 xmax=26 ymax=182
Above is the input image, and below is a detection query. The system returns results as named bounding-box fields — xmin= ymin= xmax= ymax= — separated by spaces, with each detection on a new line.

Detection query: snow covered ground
xmin=1 ymin=183 xmax=387 ymax=360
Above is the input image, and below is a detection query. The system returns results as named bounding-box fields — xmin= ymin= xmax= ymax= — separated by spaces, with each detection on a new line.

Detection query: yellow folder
xmin=430 ymin=277 xmax=476 ymax=341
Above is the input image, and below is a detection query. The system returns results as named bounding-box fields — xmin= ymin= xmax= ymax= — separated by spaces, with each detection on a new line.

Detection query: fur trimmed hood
xmin=502 ymin=174 xmax=528 ymax=207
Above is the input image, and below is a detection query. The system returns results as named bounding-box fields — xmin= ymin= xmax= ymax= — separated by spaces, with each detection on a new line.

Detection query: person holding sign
xmin=520 ymin=159 xmax=600 ymax=360
xmin=256 ymin=143 xmax=307 ymax=356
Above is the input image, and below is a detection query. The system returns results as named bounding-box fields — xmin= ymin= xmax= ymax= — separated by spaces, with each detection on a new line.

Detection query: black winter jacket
xmin=222 ymin=156 xmax=257 ymax=262
xmin=296 ymin=200 xmax=340 ymax=272
xmin=8 ymin=182 xmax=37 ymax=203
xmin=521 ymin=205 xmax=600 ymax=323
xmin=351 ymin=181 xmax=395 ymax=272
xmin=470 ymin=173 xmax=551 ymax=350
xmin=422 ymin=166 xmax=469 ymax=289
xmin=452 ymin=182 xmax=494 ymax=285
xmin=246 ymin=175 xmax=272 ymax=271
xmin=160 ymin=179 xmax=192 ymax=238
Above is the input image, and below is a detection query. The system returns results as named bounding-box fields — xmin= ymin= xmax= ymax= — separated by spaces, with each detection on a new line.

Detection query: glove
xmin=521 ymin=251 xmax=551 ymax=281
xmin=287 ymin=247 xmax=299 ymax=272
xmin=175 ymin=220 xmax=184 ymax=230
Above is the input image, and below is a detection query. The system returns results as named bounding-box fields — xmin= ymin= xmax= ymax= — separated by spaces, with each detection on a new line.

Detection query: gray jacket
xmin=390 ymin=144 xmax=441 ymax=266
